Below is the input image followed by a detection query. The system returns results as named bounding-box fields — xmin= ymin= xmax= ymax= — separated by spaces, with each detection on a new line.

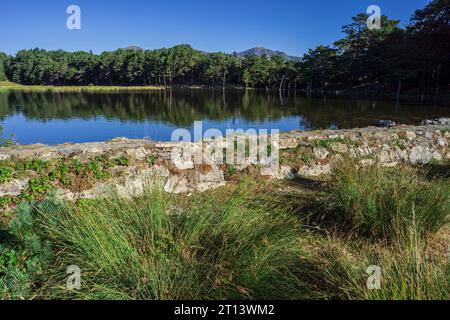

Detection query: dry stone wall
xmin=1 ymin=124 xmax=449 ymax=204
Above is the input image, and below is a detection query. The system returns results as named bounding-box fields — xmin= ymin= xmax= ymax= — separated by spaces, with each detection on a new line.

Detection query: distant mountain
xmin=235 ymin=47 xmax=300 ymax=61
xmin=120 ymin=45 xmax=301 ymax=61
xmin=123 ymin=45 xmax=144 ymax=51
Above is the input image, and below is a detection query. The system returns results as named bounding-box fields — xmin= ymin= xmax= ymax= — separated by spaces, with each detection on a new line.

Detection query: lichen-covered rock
xmin=0 ymin=179 xmax=30 ymax=197
xmin=330 ymin=143 xmax=348 ymax=154
xmin=125 ymin=147 xmax=149 ymax=161
xmin=153 ymin=165 xmax=170 ymax=177
xmin=276 ymin=166 xmax=296 ymax=180
xmin=405 ymin=131 xmax=417 ymax=141
xmin=314 ymin=147 xmax=329 ymax=160
xmin=409 ymin=145 xmax=434 ymax=164
xmin=421 ymin=118 xmax=450 ymax=126
xmin=198 ymin=166 xmax=224 ymax=183
xmin=298 ymin=163 xmax=331 ymax=177
xmin=437 ymin=137 xmax=448 ymax=147
xmin=164 ymin=175 xmax=189 ymax=194
xmin=378 ymin=120 xmax=396 ymax=128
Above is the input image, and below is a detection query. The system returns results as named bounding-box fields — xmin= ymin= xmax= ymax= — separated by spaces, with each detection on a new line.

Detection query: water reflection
xmin=0 ymin=89 xmax=448 ymax=144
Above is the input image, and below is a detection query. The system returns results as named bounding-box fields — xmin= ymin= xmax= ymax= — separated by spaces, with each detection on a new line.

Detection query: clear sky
xmin=0 ymin=0 xmax=431 ymax=56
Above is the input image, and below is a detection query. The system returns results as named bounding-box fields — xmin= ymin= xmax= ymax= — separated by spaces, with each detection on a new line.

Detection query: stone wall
xmin=1 ymin=124 xmax=449 ymax=203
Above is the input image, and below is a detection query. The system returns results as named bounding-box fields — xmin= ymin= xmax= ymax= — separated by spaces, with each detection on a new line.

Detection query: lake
xmin=0 ymin=89 xmax=449 ymax=145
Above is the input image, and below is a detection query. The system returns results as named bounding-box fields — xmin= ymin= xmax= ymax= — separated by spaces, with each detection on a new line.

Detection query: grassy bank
xmin=0 ymin=81 xmax=163 ymax=92
xmin=0 ymin=161 xmax=449 ymax=300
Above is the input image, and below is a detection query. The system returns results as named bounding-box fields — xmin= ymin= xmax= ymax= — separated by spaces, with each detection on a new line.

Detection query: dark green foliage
xmin=1 ymin=201 xmax=57 ymax=299
xmin=147 ymin=155 xmax=158 ymax=166
xmin=225 ymin=164 xmax=237 ymax=179
xmin=0 ymin=166 xmax=13 ymax=184
xmin=16 ymin=160 xmax=50 ymax=173
xmin=0 ymin=196 xmax=12 ymax=209
xmin=21 ymin=177 xmax=54 ymax=201
xmin=2 ymin=0 xmax=447 ymax=98
xmin=0 ymin=52 xmax=8 ymax=81
xmin=49 ymin=160 xmax=71 ymax=186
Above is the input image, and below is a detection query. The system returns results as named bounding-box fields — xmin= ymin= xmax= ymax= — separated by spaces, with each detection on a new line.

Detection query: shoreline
xmin=2 ymin=122 xmax=450 ymax=150
xmin=0 ymin=82 xmax=164 ymax=92
xmin=1 ymin=82 xmax=448 ymax=106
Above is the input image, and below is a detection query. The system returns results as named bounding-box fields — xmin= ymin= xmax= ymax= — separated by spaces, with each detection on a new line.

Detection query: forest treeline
xmin=0 ymin=0 xmax=448 ymax=100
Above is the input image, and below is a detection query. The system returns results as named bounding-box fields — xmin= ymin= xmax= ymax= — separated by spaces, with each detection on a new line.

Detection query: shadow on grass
xmin=290 ymin=176 xmax=327 ymax=192
xmin=416 ymin=162 xmax=450 ymax=180
xmin=0 ymin=229 xmax=15 ymax=245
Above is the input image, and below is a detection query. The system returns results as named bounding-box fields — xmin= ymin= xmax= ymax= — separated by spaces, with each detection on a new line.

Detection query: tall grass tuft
xmin=322 ymin=161 xmax=449 ymax=241
xmin=3 ymin=163 xmax=448 ymax=300
xmin=298 ymin=161 xmax=450 ymax=300
xmin=38 ymin=182 xmax=306 ymax=300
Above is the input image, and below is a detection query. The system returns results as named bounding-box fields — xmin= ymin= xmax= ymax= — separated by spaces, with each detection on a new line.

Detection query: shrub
xmin=0 ymin=201 xmax=56 ymax=299
xmin=16 ymin=160 xmax=49 ymax=173
xmin=0 ymin=166 xmax=13 ymax=184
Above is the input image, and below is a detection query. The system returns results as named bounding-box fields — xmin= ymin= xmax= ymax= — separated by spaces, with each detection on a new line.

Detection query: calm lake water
xmin=0 ymin=89 xmax=449 ymax=145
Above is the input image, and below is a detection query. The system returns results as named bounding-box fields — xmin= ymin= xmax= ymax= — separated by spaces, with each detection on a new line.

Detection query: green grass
xmin=1 ymin=162 xmax=448 ymax=300
xmin=294 ymin=230 xmax=449 ymax=300
xmin=36 ymin=181 xmax=306 ymax=300
xmin=318 ymin=161 xmax=449 ymax=241
xmin=311 ymin=137 xmax=358 ymax=150
xmin=0 ymin=81 xmax=19 ymax=88
xmin=0 ymin=166 xmax=13 ymax=184
xmin=0 ymin=81 xmax=163 ymax=92
xmin=294 ymin=160 xmax=450 ymax=300
xmin=225 ymin=164 xmax=237 ymax=179
xmin=280 ymin=145 xmax=317 ymax=167
xmin=0 ymin=196 xmax=12 ymax=210
xmin=392 ymin=139 xmax=407 ymax=151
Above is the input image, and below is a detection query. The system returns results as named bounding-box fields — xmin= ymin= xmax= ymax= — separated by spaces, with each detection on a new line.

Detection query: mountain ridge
xmin=122 ymin=45 xmax=300 ymax=61
xmin=235 ymin=47 xmax=301 ymax=61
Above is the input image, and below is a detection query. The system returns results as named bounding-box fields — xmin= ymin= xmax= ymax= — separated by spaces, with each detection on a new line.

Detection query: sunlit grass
xmin=318 ymin=161 xmax=449 ymax=241
xmin=0 ymin=81 xmax=164 ymax=92
xmin=37 ymin=181 xmax=306 ymax=300
xmin=298 ymin=160 xmax=450 ymax=300
xmin=1 ymin=162 xmax=449 ymax=300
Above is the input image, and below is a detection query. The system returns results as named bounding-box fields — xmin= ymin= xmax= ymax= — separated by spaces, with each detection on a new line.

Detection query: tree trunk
xmin=222 ymin=72 xmax=226 ymax=90
xmin=396 ymin=79 xmax=402 ymax=105
xmin=279 ymin=75 xmax=285 ymax=92
xmin=435 ymin=64 xmax=441 ymax=97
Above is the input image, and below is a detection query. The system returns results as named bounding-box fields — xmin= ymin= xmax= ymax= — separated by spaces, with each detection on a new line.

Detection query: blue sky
xmin=0 ymin=0 xmax=431 ymax=56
